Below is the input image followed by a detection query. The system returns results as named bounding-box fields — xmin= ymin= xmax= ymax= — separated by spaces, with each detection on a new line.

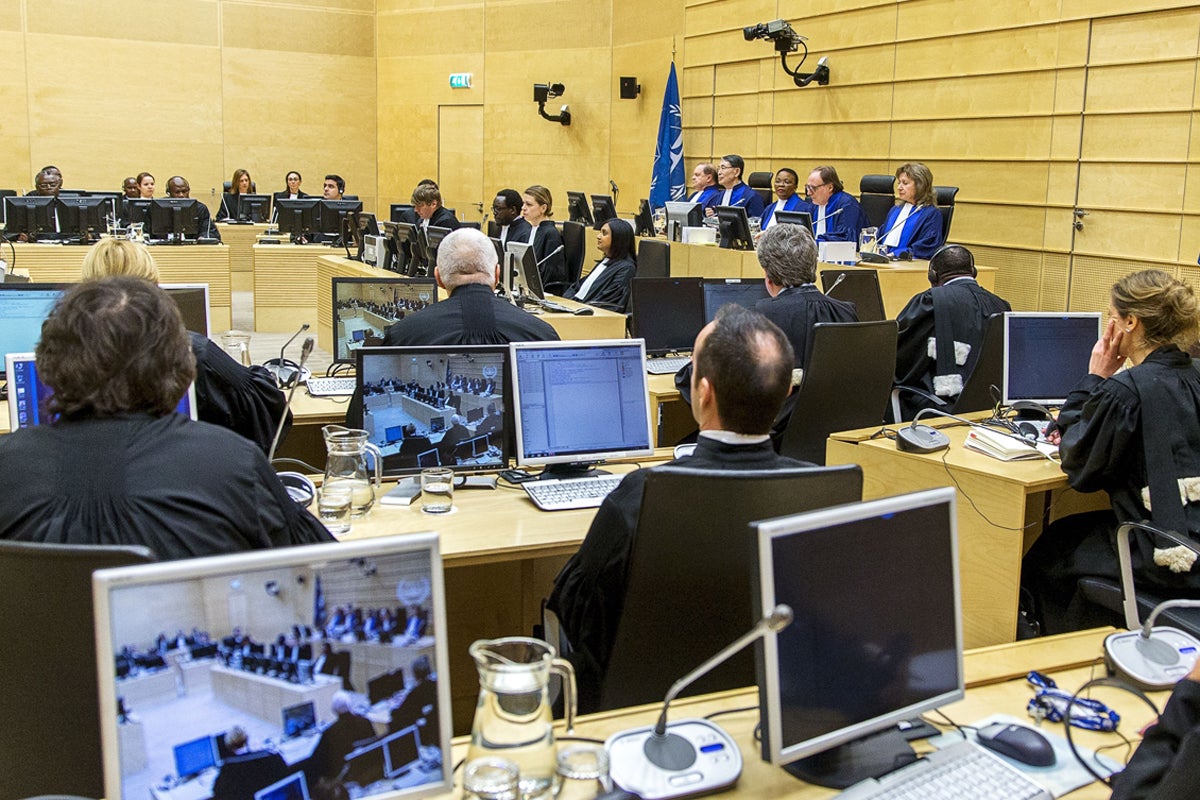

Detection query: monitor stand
xmin=534 ymin=462 xmax=610 ymax=481
xmin=782 ymin=728 xmax=918 ymax=790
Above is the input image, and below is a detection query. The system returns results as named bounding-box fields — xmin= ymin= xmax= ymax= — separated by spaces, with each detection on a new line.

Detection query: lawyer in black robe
xmin=1110 ymin=664 xmax=1200 ymax=800
xmin=563 ymin=218 xmax=638 ymax=312
xmin=190 ymin=333 xmax=291 ymax=455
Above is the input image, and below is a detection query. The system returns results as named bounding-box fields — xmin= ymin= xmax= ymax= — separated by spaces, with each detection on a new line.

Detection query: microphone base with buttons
xmin=607 ymin=718 xmax=742 ymax=800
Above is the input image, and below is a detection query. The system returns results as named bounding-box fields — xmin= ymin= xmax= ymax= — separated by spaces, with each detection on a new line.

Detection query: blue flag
xmin=650 ymin=62 xmax=686 ymax=208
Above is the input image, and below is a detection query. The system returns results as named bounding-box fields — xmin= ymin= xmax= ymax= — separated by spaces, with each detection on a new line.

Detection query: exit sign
xmin=449 ymin=73 xmax=473 ymax=89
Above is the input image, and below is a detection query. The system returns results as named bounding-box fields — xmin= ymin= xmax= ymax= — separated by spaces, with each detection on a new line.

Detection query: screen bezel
xmin=149 ymin=197 xmax=200 ymax=239
xmin=567 ymin=191 xmax=594 ymax=227
xmin=1002 ymin=311 xmax=1102 ymax=406
xmin=509 ymin=338 xmax=656 ymax=468
xmin=275 ymin=197 xmax=321 ymax=236
xmin=318 ymin=199 xmax=364 ymax=236
xmin=331 ymin=276 xmax=438 ymax=364
xmin=700 ymin=278 xmax=770 ymax=324
xmin=773 ymin=210 xmax=814 ymax=230
xmin=0 ymin=282 xmax=66 ymax=378
xmin=505 ymin=241 xmax=544 ymax=300
xmin=590 ymin=194 xmax=616 ymax=230
xmin=160 ymin=282 xmax=212 ymax=337
xmin=715 ymin=205 xmax=754 ymax=250
xmin=235 ymin=193 xmax=272 ymax=223
xmin=664 ymin=201 xmax=703 ymax=241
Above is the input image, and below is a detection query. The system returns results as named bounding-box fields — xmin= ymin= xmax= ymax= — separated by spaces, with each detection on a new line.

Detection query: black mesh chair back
xmin=0 ymin=540 xmax=155 ymax=799
xmin=747 ymin=171 xmax=774 ymax=206
xmin=777 ymin=320 xmax=898 ymax=464
xmin=636 ymin=238 xmax=670 ymax=279
xmin=858 ymin=174 xmax=895 ymax=229
xmin=599 ymin=463 xmax=864 ymax=712
xmin=820 ymin=269 xmax=886 ymax=322
xmin=934 ymin=186 xmax=959 ymax=242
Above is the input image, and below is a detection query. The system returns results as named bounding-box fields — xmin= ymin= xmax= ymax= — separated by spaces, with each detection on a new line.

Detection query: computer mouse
xmin=976 ymin=722 xmax=1056 ymax=767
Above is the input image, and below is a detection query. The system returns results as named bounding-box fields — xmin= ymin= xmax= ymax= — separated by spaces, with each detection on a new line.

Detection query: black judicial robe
xmin=755 ymin=284 xmax=859 ymax=369
xmin=1110 ymin=677 xmax=1200 ymax=800
xmin=498 ymin=217 xmax=531 ymax=247
xmin=0 ymin=413 xmax=334 ymax=560
xmin=531 ymin=220 xmax=568 ymax=289
xmin=563 ymin=256 xmax=636 ymax=312
xmin=191 ymin=333 xmax=290 ymax=455
xmin=381 ymin=283 xmax=558 ymax=346
xmin=426 ymin=206 xmax=460 ymax=230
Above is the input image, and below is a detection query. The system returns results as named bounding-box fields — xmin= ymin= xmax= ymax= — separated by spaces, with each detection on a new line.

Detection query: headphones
xmin=928 ymin=243 xmax=976 ymax=284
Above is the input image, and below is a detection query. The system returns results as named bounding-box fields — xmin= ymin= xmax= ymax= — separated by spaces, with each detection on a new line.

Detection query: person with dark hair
xmin=167 ymin=176 xmax=221 ymax=241
xmin=136 ymin=171 xmax=155 ymax=198
xmin=562 ymin=218 xmax=636 ymax=311
xmin=491 ymin=188 xmax=530 ymax=246
xmin=878 ymin=161 xmax=943 ymax=259
xmin=323 ymin=174 xmax=345 ymax=200
xmin=387 ymin=655 xmax=440 ymax=747
xmin=892 ymin=243 xmax=1010 ymax=420
xmin=29 ymin=165 xmax=62 ymax=197
xmin=800 ymin=165 xmax=868 ymax=243
xmin=122 ymin=176 xmax=140 ymax=198
xmin=274 ymin=170 xmax=307 ymax=203
xmin=711 ymin=154 xmax=765 ymax=218
xmin=687 ymin=163 xmax=721 ymax=212
xmin=759 ymin=168 xmax=803 ymax=230
xmin=412 ymin=184 xmax=460 ymax=231
xmin=547 ymin=304 xmax=810 ymax=711
xmin=217 ymin=168 xmax=253 ymax=221
xmin=521 ymin=185 xmax=568 ymax=289
xmin=1023 ymin=270 xmax=1200 ymax=634
xmin=0 ymin=277 xmax=334 ymax=560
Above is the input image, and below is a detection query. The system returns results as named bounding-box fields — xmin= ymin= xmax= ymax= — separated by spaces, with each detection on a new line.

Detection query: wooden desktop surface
xmin=214 ymin=222 xmax=271 ymax=293
xmin=826 ymin=419 xmax=1109 ymax=650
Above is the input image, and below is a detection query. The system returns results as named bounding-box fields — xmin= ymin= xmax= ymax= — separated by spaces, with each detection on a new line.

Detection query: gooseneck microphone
xmin=269 ymin=336 xmax=314 ymax=464
xmin=825 ymin=272 xmax=847 ymax=295
xmin=266 ymin=323 xmax=310 ymax=388
xmin=534 ymin=244 xmax=565 ymax=268
xmin=610 ymin=180 xmax=620 ymax=204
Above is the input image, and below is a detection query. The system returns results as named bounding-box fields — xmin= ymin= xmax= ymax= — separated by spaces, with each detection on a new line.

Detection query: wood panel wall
xmin=0 ymin=0 xmax=377 ymax=212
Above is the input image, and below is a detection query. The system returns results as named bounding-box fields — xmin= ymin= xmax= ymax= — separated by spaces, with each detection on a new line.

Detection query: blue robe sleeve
xmin=904 ymin=206 xmax=944 ymax=259
xmin=743 ymin=186 xmax=765 ymax=218
xmin=818 ymin=192 xmax=866 ymax=243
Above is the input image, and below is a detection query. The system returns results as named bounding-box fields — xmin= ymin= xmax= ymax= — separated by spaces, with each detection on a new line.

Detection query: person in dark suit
xmin=273 ymin=170 xmax=308 ymax=204
xmin=436 ymin=414 xmax=471 ymax=464
xmin=563 ymin=218 xmax=636 ymax=312
xmin=388 ymin=656 xmax=440 ymax=749
xmin=521 ymin=185 xmax=568 ymax=289
xmin=217 ymin=168 xmax=253 ymax=221
xmin=166 ymin=176 xmax=221 ymax=241
xmin=211 ymin=727 xmax=289 ymax=800
xmin=413 ymin=184 xmax=460 ymax=231
xmin=491 ymin=188 xmax=531 ymax=246
xmin=306 ymin=692 xmax=376 ymax=782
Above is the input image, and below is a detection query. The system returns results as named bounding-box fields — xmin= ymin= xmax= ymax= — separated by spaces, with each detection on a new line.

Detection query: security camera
xmin=743 ymin=19 xmax=791 ymax=40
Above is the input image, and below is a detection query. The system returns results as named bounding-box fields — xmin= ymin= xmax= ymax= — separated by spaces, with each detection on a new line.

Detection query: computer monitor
xmin=275 ymin=198 xmax=320 ymax=240
xmin=0 ymin=283 xmax=65 ymax=378
xmin=1003 ymin=312 xmax=1101 ymax=406
xmin=390 ymin=203 xmax=414 ymax=223
xmin=773 ymin=209 xmax=814 ymax=231
xmin=149 ymin=197 xmax=200 ymax=240
xmin=4 ymin=196 xmax=58 ymax=237
xmin=56 ymin=195 xmax=117 ymax=241
xmin=235 ymin=193 xmax=272 ymax=223
xmin=664 ymin=200 xmax=703 ymax=242
xmin=466 ymin=406 xmax=484 ymax=424
xmin=161 ymin=283 xmax=212 ymax=336
xmin=715 ymin=205 xmax=754 ymax=250
xmin=123 ymin=198 xmax=153 ymax=228
xmin=173 ymin=735 xmax=218 ymax=779
xmin=566 ymin=191 xmax=594 ymax=227
xmin=331 ymin=276 xmax=438 ymax=364
xmin=350 ymin=211 xmax=380 ymax=259
xmin=506 ymin=241 xmax=544 ymax=300
xmin=382 ymin=725 xmax=422 ymax=778
xmin=629 ymin=277 xmax=704 ymax=355
xmin=367 ymin=667 xmax=406 ymax=704
xmin=317 ymin=199 xmax=364 ymax=239
xmin=95 ymin=535 xmax=452 ymax=800
xmin=254 ymin=771 xmax=309 ymax=800
xmin=590 ymin=194 xmax=617 ymax=230
xmin=390 ymin=221 xmax=427 ymax=276
xmin=282 ymin=701 xmax=316 ymax=738
xmin=634 ymin=198 xmax=656 ymax=237
xmin=753 ymin=487 xmax=961 ymax=789
xmin=355 ymin=345 xmax=509 ymax=477
xmin=510 ymin=339 xmax=654 ymax=478
xmin=424 ymin=225 xmax=452 ymax=267
xmin=701 ymin=278 xmax=770 ymax=323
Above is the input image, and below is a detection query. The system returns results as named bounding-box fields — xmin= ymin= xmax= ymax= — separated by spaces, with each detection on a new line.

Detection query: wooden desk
xmin=11 ymin=242 xmax=233 ymax=331
xmin=253 ymin=243 xmax=332 ymax=332
xmin=826 ymin=421 xmax=1108 ymax=649
xmin=214 ymin=222 xmax=271 ymax=293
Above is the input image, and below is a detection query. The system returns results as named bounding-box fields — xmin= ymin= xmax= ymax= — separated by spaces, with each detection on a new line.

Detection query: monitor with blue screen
xmin=173 ymin=735 xmax=218 ymax=779
xmin=1003 ymin=312 xmax=1102 ymax=406
xmin=0 ymin=283 xmax=65 ymax=378
xmin=282 ymin=701 xmax=316 ymax=738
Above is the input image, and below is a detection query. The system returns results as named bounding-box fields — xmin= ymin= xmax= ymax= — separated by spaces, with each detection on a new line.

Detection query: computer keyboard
xmin=306 ymin=376 xmax=356 ymax=397
xmin=523 ymin=475 xmax=623 ymax=511
xmin=537 ymin=299 xmax=577 ymax=314
xmin=646 ymin=356 xmax=691 ymax=375
xmin=834 ymin=741 xmax=1051 ymax=800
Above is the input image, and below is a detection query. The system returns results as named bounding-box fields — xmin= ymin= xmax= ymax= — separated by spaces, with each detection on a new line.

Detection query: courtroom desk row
xmin=826 ymin=418 xmax=1108 ymax=650
xmin=424 ymin=628 xmax=1153 ymax=800
xmin=11 ymin=241 xmax=233 ymax=331
xmin=215 ymin=221 xmax=271 ymax=293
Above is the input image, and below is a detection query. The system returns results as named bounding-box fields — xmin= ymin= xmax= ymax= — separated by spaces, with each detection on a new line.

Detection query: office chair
xmin=820 ymin=269 xmax=886 ymax=321
xmin=776 ymin=320 xmax=898 ymax=464
xmin=747 ymin=171 xmax=774 ymax=206
xmin=598 ymin=463 xmax=864 ymax=712
xmin=222 ymin=180 xmax=258 ymax=193
xmin=551 ymin=220 xmax=587 ymax=295
xmin=636 ymin=238 xmax=670 ymax=279
xmin=0 ymin=540 xmax=155 ymax=800
xmin=934 ymin=186 xmax=959 ymax=242
xmin=858 ymin=174 xmax=896 ymax=229
xmin=890 ymin=313 xmax=1005 ymax=422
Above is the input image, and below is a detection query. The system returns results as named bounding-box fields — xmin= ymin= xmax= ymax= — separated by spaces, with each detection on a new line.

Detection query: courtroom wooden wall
xmin=0 ymin=0 xmax=378 ymax=212
xmin=681 ymin=0 xmax=1200 ymax=312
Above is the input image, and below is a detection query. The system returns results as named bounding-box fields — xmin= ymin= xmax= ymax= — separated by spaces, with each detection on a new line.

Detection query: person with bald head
xmin=166 ymin=175 xmax=220 ymax=241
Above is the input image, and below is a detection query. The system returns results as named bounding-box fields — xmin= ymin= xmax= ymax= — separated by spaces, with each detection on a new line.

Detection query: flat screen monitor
xmin=390 ymin=203 xmax=415 ymax=223
xmin=701 ymin=278 xmax=770 ymax=323
xmin=282 ymin=701 xmax=316 ymax=738
xmin=382 ymin=726 xmax=422 ymax=778
xmin=590 ymin=194 xmax=616 ymax=229
xmin=716 ymin=205 xmax=754 ymax=250
xmin=354 ymin=345 xmax=509 ymax=477
xmin=56 ymin=195 xmax=117 ymax=240
xmin=754 ymin=487 xmax=962 ymax=788
xmin=664 ymin=200 xmax=703 ymax=242
xmin=510 ymin=339 xmax=654 ymax=477
xmin=123 ymin=198 xmax=152 ymax=228
xmin=4 ymin=196 xmax=58 ymax=236
xmin=390 ymin=221 xmax=426 ymax=276
xmin=367 ymin=667 xmax=406 ymax=704
xmin=0 ymin=282 xmax=65 ymax=378
xmin=331 ymin=276 xmax=437 ymax=364
xmin=254 ymin=771 xmax=310 ymax=800
xmin=630 ymin=277 xmax=704 ymax=355
xmin=634 ymin=198 xmax=656 ymax=237
xmin=566 ymin=191 xmax=594 ymax=227
xmin=236 ymin=193 xmax=272 ymax=223
xmin=318 ymin=199 xmax=364 ymax=238
xmin=161 ymin=283 xmax=212 ymax=336
xmin=1003 ymin=312 xmax=1101 ymax=406
xmin=773 ymin=209 xmax=814 ymax=231
xmin=173 ymin=735 xmax=218 ymax=779
xmin=94 ymin=534 xmax=453 ymax=800
xmin=275 ymin=198 xmax=320 ymax=240
xmin=351 ymin=211 xmax=380 ymax=257
xmin=424 ymin=225 xmax=452 ymax=267
xmin=505 ymin=241 xmax=544 ymax=300
xmin=149 ymin=198 xmax=200 ymax=240
xmin=819 ymin=270 xmax=886 ymax=323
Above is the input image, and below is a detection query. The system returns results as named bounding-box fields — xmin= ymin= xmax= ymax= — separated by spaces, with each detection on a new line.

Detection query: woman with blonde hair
xmin=521 ymin=184 xmax=568 ymax=290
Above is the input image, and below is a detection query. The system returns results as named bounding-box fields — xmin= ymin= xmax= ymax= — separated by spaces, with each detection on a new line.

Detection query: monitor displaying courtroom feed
xmin=510 ymin=339 xmax=654 ymax=476
xmin=332 ymin=277 xmax=437 ymax=364
xmin=0 ymin=282 xmax=64 ymax=378
xmin=355 ymin=345 xmax=508 ymax=476
xmin=161 ymin=283 xmax=212 ymax=336
xmin=1003 ymin=312 xmax=1102 ymax=406
xmin=630 ymin=277 xmax=704 ymax=355
xmin=701 ymin=278 xmax=770 ymax=324
xmin=753 ymin=487 xmax=962 ymax=789
xmin=94 ymin=534 xmax=453 ymax=800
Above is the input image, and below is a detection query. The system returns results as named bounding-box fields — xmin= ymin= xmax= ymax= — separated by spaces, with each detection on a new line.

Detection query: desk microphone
xmin=825 ymin=272 xmax=847 ymax=296
xmin=610 ymin=180 xmax=620 ymax=204
xmin=271 ymin=337 xmax=316 ymax=507
xmin=607 ymin=605 xmax=792 ymax=799
xmin=265 ymin=323 xmax=310 ymax=388
xmin=535 ymin=244 xmax=565 ymax=268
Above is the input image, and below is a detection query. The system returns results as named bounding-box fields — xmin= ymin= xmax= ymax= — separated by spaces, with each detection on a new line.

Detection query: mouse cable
xmin=1065 ymin=676 xmax=1160 ymax=789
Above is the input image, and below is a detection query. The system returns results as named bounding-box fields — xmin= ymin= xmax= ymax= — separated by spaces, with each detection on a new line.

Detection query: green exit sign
xmin=449 ymin=73 xmax=473 ymax=89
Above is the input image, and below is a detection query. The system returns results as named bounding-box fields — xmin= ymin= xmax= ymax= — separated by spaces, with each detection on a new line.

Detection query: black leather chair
xmin=934 ymin=186 xmax=959 ymax=243
xmin=890 ymin=313 xmax=1005 ymax=422
xmin=858 ymin=174 xmax=895 ymax=229
xmin=747 ymin=171 xmax=774 ymax=206
xmin=820 ymin=270 xmax=886 ymax=322
xmin=222 ymin=180 xmax=257 ymax=193
xmin=0 ymin=541 xmax=155 ymax=800
xmin=598 ymin=464 xmax=864 ymax=711
xmin=552 ymin=220 xmax=587 ymax=295
xmin=636 ymin=238 xmax=670 ymax=279
xmin=776 ymin=320 xmax=898 ymax=464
